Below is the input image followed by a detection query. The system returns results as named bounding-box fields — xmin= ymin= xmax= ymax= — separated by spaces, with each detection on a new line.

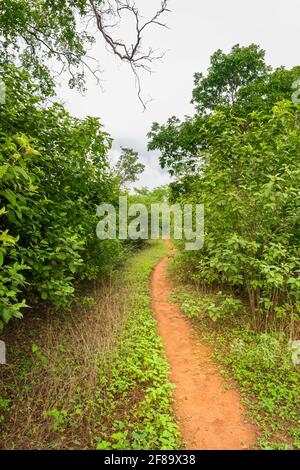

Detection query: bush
xmin=149 ymin=46 xmax=300 ymax=333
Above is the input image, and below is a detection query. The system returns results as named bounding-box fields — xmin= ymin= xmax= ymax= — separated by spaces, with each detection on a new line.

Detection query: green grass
xmin=0 ymin=241 xmax=180 ymax=450
xmin=93 ymin=241 xmax=180 ymax=450
xmin=168 ymin=262 xmax=300 ymax=450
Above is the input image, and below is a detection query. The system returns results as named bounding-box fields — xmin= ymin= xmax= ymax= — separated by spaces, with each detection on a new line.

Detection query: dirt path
xmin=151 ymin=244 xmax=257 ymax=450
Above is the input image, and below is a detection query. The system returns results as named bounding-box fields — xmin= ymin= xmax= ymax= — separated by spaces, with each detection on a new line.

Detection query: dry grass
xmin=0 ymin=269 xmax=134 ymax=449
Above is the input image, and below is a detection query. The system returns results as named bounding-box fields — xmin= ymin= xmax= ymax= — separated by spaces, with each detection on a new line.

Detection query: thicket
xmin=0 ymin=242 xmax=179 ymax=450
xmin=0 ymin=0 xmax=165 ymax=330
xmin=0 ymin=63 xmax=124 ymax=329
xmin=170 ymin=283 xmax=300 ymax=449
xmin=149 ymin=45 xmax=300 ymax=333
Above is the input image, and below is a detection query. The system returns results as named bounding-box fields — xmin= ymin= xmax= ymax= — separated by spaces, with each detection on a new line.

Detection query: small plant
xmin=31 ymin=343 xmax=48 ymax=366
xmin=173 ymin=285 xmax=300 ymax=449
xmin=44 ymin=409 xmax=67 ymax=432
xmin=174 ymin=289 xmax=244 ymax=323
xmin=77 ymin=296 xmax=96 ymax=308
xmin=96 ymin=440 xmax=112 ymax=450
xmin=0 ymin=397 xmax=10 ymax=423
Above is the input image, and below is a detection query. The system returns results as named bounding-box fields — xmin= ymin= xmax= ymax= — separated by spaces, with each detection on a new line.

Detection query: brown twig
xmin=89 ymin=0 xmax=170 ymax=109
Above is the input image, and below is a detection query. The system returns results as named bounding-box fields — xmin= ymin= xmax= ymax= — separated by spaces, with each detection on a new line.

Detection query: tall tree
xmin=115 ymin=147 xmax=145 ymax=187
xmin=148 ymin=44 xmax=300 ymax=332
xmin=192 ymin=44 xmax=269 ymax=114
xmin=0 ymin=0 xmax=170 ymax=104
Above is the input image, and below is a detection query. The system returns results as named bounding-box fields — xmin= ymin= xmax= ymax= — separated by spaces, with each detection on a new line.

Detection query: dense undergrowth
xmin=0 ymin=241 xmax=180 ymax=450
xmin=148 ymin=45 xmax=300 ymax=449
xmin=149 ymin=45 xmax=300 ymax=335
xmin=1 ymin=4 xmax=299 ymax=452
xmin=169 ymin=256 xmax=300 ymax=450
xmin=0 ymin=64 xmax=126 ymax=330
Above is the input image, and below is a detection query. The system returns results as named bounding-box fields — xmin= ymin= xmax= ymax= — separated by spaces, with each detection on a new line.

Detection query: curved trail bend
xmin=151 ymin=243 xmax=257 ymax=450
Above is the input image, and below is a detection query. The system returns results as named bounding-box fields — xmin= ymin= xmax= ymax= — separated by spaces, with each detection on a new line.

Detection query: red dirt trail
xmin=151 ymin=243 xmax=257 ymax=450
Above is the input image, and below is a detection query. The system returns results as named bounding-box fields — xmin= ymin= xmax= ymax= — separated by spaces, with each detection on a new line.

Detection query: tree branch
xmin=89 ymin=0 xmax=170 ymax=109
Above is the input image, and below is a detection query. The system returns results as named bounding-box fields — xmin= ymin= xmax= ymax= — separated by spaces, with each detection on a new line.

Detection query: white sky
xmin=60 ymin=0 xmax=300 ymax=189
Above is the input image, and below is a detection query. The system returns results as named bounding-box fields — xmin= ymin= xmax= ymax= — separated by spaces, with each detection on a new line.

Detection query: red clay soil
xmin=151 ymin=244 xmax=257 ymax=450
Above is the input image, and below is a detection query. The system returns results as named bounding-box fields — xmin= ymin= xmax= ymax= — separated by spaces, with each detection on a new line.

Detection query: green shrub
xmin=0 ymin=64 xmax=123 ymax=328
xmin=149 ymin=46 xmax=300 ymax=332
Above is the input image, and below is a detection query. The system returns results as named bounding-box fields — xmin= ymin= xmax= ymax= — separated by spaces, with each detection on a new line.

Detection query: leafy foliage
xmin=0 ymin=241 xmax=180 ymax=450
xmin=149 ymin=45 xmax=300 ymax=332
xmin=115 ymin=148 xmax=145 ymax=187
xmin=0 ymin=0 xmax=96 ymax=94
xmin=192 ymin=44 xmax=269 ymax=113
xmin=172 ymin=284 xmax=300 ymax=449
xmin=0 ymin=64 xmax=124 ymax=328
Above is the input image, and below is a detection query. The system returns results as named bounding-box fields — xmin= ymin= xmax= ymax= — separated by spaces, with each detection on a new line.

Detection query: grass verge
xmin=168 ymin=257 xmax=300 ymax=450
xmin=0 ymin=241 xmax=180 ymax=450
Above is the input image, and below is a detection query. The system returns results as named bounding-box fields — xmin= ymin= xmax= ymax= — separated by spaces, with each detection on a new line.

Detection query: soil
xmin=151 ymin=243 xmax=257 ymax=450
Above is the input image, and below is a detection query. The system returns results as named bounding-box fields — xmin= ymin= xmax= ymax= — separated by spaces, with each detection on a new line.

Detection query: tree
xmin=148 ymin=115 xmax=204 ymax=176
xmin=235 ymin=65 xmax=300 ymax=116
xmin=134 ymin=185 xmax=169 ymax=203
xmin=0 ymin=0 xmax=170 ymax=104
xmin=192 ymin=44 xmax=270 ymax=114
xmin=115 ymin=147 xmax=145 ymax=186
xmin=149 ymin=45 xmax=300 ymax=175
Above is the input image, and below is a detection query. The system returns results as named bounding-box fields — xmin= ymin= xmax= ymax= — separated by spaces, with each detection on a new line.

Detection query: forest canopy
xmin=0 ymin=0 xmax=167 ymax=328
xmin=149 ymin=44 xmax=300 ymax=332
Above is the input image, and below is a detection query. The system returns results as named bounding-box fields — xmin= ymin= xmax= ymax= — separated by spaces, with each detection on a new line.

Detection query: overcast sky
xmin=60 ymin=0 xmax=300 ymax=189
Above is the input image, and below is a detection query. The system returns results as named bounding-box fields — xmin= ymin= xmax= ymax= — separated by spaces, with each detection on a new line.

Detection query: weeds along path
xmin=151 ymin=242 xmax=257 ymax=450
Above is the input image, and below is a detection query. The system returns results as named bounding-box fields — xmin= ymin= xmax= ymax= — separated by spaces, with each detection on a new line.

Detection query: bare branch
xmin=24 ymin=27 xmax=102 ymax=87
xmin=89 ymin=0 xmax=170 ymax=109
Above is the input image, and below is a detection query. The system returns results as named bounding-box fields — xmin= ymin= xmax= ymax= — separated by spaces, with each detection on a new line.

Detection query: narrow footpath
xmin=151 ymin=243 xmax=257 ymax=450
